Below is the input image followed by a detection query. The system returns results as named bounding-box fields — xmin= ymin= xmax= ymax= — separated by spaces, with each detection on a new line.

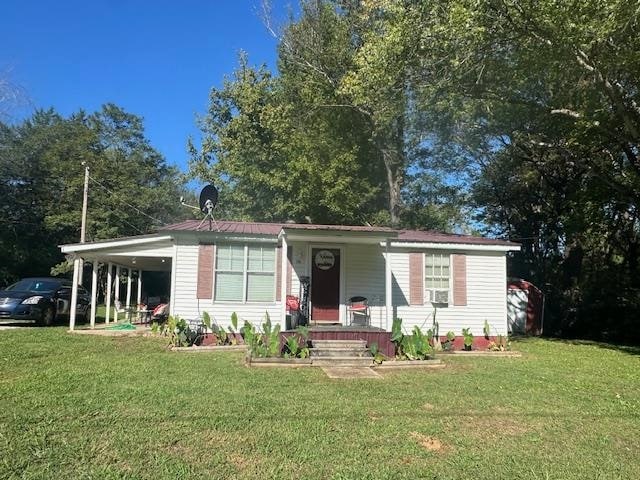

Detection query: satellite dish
xmin=199 ymin=185 xmax=218 ymax=213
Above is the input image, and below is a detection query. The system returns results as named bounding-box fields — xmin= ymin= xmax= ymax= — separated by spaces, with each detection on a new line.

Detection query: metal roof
xmin=158 ymin=220 xmax=517 ymax=246
xmin=396 ymin=229 xmax=520 ymax=246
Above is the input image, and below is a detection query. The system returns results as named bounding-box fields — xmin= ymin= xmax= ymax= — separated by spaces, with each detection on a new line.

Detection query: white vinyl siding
xmin=345 ymin=244 xmax=386 ymax=329
xmin=172 ymin=239 xmax=281 ymax=327
xmin=391 ymin=249 xmax=508 ymax=336
xmin=214 ymin=243 xmax=276 ymax=303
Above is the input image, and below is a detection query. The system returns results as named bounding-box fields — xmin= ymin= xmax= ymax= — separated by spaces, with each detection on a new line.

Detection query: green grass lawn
xmin=0 ymin=329 xmax=638 ymax=479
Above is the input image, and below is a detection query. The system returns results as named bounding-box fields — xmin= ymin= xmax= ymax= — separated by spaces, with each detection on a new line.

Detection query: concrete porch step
xmin=310 ymin=347 xmax=371 ymax=357
xmin=311 ymin=356 xmax=374 ymax=367
xmin=311 ymin=339 xmax=367 ymax=349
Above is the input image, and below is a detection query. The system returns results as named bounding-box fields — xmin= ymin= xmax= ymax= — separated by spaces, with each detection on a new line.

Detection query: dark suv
xmin=0 ymin=277 xmax=91 ymax=326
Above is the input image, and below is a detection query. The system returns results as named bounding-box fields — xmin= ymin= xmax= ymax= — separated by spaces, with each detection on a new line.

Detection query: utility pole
xmin=80 ymin=161 xmax=89 ymax=243
xmin=78 ymin=161 xmax=89 ymax=284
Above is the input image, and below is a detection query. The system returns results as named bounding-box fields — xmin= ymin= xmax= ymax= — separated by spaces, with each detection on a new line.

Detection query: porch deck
xmin=284 ymin=325 xmax=395 ymax=357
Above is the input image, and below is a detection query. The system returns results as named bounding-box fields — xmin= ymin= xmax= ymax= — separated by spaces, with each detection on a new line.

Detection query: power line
xmin=87 ymin=174 xmax=163 ymax=225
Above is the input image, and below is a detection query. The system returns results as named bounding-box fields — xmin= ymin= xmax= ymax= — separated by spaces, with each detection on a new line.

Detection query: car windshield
xmin=6 ymin=279 xmax=60 ymax=292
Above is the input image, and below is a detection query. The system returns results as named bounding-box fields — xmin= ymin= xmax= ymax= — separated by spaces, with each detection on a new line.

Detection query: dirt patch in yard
xmin=410 ymin=432 xmax=450 ymax=453
xmin=460 ymin=415 xmax=535 ymax=439
xmin=227 ymin=452 xmax=251 ymax=471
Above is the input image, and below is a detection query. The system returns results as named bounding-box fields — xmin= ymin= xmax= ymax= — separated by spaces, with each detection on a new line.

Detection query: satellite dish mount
xmin=181 ymin=185 xmax=220 ymax=231
xmin=198 ymin=185 xmax=219 ymax=231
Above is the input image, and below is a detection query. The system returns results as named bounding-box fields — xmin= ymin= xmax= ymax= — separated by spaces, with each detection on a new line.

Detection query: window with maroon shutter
xmin=409 ymin=252 xmax=424 ymax=305
xmin=425 ymin=252 xmax=451 ymax=304
xmin=452 ymin=254 xmax=467 ymax=306
xmin=197 ymin=244 xmax=215 ymax=299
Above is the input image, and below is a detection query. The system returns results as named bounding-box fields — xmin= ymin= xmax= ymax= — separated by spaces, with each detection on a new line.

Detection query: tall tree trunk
xmin=382 ymin=148 xmax=403 ymax=227
xmin=378 ymin=119 xmax=405 ymax=227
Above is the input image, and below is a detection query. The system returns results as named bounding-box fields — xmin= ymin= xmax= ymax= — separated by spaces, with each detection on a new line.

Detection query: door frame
xmin=307 ymin=244 xmax=346 ymax=324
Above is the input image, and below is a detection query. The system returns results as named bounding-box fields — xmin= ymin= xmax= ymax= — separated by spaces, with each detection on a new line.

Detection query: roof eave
xmin=388 ymin=240 xmax=520 ymax=252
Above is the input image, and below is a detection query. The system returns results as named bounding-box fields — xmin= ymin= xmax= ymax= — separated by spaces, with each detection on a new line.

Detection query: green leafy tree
xmin=190 ymin=1 xmax=466 ymax=228
xmin=0 ymin=105 xmax=192 ymax=284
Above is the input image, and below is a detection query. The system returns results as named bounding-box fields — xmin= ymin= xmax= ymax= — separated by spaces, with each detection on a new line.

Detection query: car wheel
xmin=82 ymin=305 xmax=92 ymax=322
xmin=41 ymin=305 xmax=55 ymax=326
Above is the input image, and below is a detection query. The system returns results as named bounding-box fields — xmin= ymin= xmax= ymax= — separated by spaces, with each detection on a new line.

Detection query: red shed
xmin=507 ymin=278 xmax=544 ymax=335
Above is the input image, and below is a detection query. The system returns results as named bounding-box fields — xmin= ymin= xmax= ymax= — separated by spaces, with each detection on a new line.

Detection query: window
xmin=425 ymin=253 xmax=450 ymax=303
xmin=247 ymin=246 xmax=276 ymax=302
xmin=215 ymin=244 xmax=276 ymax=302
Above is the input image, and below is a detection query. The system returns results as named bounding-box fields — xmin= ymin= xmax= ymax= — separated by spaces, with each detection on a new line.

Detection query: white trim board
xmin=60 ymin=235 xmax=174 ymax=253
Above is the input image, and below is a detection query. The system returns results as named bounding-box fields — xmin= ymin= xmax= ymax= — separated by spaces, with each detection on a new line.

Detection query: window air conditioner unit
xmin=432 ymin=289 xmax=449 ymax=305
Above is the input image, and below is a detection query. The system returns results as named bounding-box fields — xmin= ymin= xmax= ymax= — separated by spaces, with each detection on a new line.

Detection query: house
xmin=59 ymin=220 xmax=519 ymax=344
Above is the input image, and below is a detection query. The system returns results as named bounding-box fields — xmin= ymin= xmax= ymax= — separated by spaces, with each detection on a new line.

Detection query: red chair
xmin=347 ymin=296 xmax=370 ymax=326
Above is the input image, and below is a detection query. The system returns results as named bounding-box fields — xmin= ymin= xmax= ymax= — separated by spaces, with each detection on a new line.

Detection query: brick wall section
xmin=452 ymin=254 xmax=467 ymax=306
xmin=409 ymin=252 xmax=424 ymax=305
xmin=197 ymin=244 xmax=214 ymax=299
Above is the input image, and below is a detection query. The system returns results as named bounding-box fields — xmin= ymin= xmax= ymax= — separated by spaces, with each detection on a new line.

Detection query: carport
xmin=59 ymin=234 xmax=175 ymax=330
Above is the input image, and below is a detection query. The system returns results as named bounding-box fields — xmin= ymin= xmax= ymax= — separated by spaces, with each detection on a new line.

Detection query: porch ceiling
xmin=60 ymin=236 xmax=174 ymax=271
xmin=80 ymin=254 xmax=172 ymax=272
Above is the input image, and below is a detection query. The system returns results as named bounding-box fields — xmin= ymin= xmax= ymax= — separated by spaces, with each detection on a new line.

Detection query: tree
xmin=190 ymin=1 xmax=467 ymax=228
xmin=409 ymin=0 xmax=640 ymax=341
xmin=0 ymin=105 xmax=192 ymax=284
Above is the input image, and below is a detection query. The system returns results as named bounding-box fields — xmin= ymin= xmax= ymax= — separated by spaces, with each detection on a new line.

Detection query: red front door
xmin=311 ymin=248 xmax=340 ymax=322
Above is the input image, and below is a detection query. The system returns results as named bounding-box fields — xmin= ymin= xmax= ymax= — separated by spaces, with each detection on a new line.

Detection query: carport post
xmin=280 ymin=235 xmax=288 ymax=327
xmin=385 ymin=239 xmax=392 ymax=331
xmin=114 ymin=265 xmax=121 ymax=322
xmin=137 ymin=270 xmax=142 ymax=307
xmin=90 ymin=259 xmax=98 ymax=329
xmin=126 ymin=269 xmax=132 ymax=310
xmin=69 ymin=256 xmax=81 ymax=331
xmin=105 ymin=262 xmax=113 ymax=324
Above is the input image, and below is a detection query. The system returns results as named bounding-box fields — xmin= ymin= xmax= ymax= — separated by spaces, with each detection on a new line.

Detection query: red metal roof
xmin=161 ymin=220 xmax=283 ymax=235
xmin=397 ymin=229 xmax=519 ymax=246
xmin=159 ymin=220 xmax=517 ymax=246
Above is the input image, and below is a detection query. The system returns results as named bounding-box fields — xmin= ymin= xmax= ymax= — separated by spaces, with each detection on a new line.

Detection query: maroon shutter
xmin=275 ymin=246 xmax=282 ymax=300
xmin=286 ymin=246 xmax=293 ymax=295
xmin=452 ymin=254 xmax=467 ymax=306
xmin=409 ymin=252 xmax=424 ymax=305
xmin=197 ymin=244 xmax=214 ymax=299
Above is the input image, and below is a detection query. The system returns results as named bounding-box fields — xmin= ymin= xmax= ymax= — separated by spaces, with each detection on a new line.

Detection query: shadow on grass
xmin=514 ymin=335 xmax=640 ymax=356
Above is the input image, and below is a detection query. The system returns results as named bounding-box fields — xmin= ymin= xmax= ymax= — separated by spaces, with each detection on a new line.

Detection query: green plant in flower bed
xmin=442 ymin=330 xmax=456 ymax=351
xmin=483 ymin=319 xmax=491 ymax=339
xmin=201 ymin=311 xmax=232 ymax=345
xmin=369 ymin=342 xmax=385 ymax=364
xmin=283 ymin=326 xmax=310 ymax=359
xmin=462 ymin=328 xmax=474 ymax=351
xmin=391 ymin=318 xmax=434 ymax=360
xmin=242 ymin=312 xmax=282 ymax=358
xmin=228 ymin=312 xmax=240 ymax=344
xmin=160 ymin=315 xmax=195 ymax=347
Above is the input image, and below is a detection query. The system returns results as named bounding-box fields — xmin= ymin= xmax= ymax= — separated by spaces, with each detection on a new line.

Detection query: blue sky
xmin=1 ymin=0 xmax=289 ymax=172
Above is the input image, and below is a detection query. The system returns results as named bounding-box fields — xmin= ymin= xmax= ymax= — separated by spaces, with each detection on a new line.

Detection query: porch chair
xmin=347 ymin=296 xmax=370 ymax=326
xmin=114 ymin=300 xmax=135 ymax=323
xmin=151 ymin=303 xmax=170 ymax=322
